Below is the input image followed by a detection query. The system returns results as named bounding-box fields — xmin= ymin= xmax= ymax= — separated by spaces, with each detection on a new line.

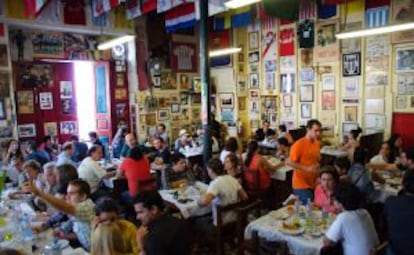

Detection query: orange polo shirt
xmin=289 ymin=137 xmax=321 ymax=189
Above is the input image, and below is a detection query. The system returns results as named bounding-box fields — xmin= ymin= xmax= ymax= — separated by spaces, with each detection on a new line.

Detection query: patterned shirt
xmin=60 ymin=199 xmax=95 ymax=251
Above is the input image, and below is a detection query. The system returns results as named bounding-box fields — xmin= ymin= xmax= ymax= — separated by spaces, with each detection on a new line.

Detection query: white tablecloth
xmin=259 ymin=141 xmax=278 ymax=149
xmin=245 ymin=208 xmax=324 ymax=255
xmin=374 ymin=182 xmax=400 ymax=203
xmin=158 ymin=182 xmax=211 ymax=219
xmin=320 ymin=146 xmax=348 ymax=158
xmin=265 ymin=157 xmax=293 ymax=181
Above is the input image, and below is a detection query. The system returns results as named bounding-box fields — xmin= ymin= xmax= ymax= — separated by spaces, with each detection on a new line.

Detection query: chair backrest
xmin=136 ymin=177 xmax=157 ymax=193
xmin=237 ymin=200 xmax=262 ymax=255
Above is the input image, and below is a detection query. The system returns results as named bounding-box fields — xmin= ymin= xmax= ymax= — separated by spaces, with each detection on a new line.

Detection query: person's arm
xmin=322 ymin=236 xmax=336 ymax=247
xmin=198 ymin=192 xmax=215 ymax=207
xmin=258 ymin=156 xmax=284 ymax=173
xmin=286 ymin=158 xmax=318 ymax=172
xmin=23 ymin=181 xmax=76 ymax=215
xmin=238 ymin=188 xmax=248 ymax=201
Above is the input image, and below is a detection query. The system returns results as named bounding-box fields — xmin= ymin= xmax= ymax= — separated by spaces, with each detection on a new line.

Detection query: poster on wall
xmin=171 ymin=42 xmax=197 ymax=72
xmin=0 ymin=72 xmax=9 ymax=98
xmin=314 ymin=23 xmax=339 ymax=62
xmin=44 ymin=122 xmax=58 ymax=136
xmin=61 ymin=98 xmax=74 ymax=114
xmin=397 ymin=73 xmax=414 ymax=94
xmin=344 ymin=105 xmax=358 ymax=122
xmin=322 ymin=91 xmax=335 ymax=110
xmin=299 ymin=84 xmax=314 ymax=102
xmin=280 ymin=73 xmax=295 ymax=93
xmin=300 ymin=49 xmax=313 ymax=68
xmin=365 ymin=99 xmax=384 ymax=114
xmin=396 ymin=47 xmax=414 ymax=72
xmin=160 ymin=70 xmax=177 ymax=90
xmin=39 ymin=92 xmax=53 ymax=110
xmin=60 ymin=121 xmax=78 ymax=135
xmin=265 ymin=72 xmax=276 ymax=90
xmin=9 ymin=29 xmax=34 ymax=61
xmin=343 ymin=53 xmax=361 ymax=76
xmin=342 ymin=77 xmax=359 ymax=98
xmin=396 ymin=95 xmax=407 ymax=109
xmin=18 ymin=64 xmax=54 ymax=88
xmin=366 ymin=56 xmax=389 ymax=86
xmin=60 ymin=81 xmax=73 ymax=98
xmin=32 ymin=30 xmax=64 ymax=59
xmin=392 ymin=0 xmax=414 ymax=43
xmin=299 ymin=68 xmax=314 ymax=83
xmin=365 ymin=114 xmax=385 ymax=130
xmin=341 ymin=22 xmax=362 ymax=53
xmin=279 ymin=28 xmax=295 ymax=56
xmin=18 ymin=124 xmax=36 ymax=138
xmin=17 ymin=91 xmax=34 ymax=114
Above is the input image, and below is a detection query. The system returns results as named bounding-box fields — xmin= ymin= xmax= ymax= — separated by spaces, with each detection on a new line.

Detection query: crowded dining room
xmin=0 ymin=0 xmax=413 ymax=254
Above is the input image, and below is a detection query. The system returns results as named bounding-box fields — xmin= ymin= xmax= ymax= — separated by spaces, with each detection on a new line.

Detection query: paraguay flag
xmin=165 ymin=2 xmax=196 ymax=33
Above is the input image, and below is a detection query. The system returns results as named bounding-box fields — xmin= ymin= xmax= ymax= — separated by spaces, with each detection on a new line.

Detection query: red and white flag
xmin=126 ymin=0 xmax=141 ymax=19
xmin=92 ymin=0 xmax=122 ymax=17
xmin=299 ymin=0 xmax=316 ymax=21
xmin=165 ymin=2 xmax=196 ymax=33
xmin=24 ymin=0 xmax=50 ymax=18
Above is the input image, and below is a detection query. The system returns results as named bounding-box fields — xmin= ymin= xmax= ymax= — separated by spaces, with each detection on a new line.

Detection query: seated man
xmin=153 ymin=123 xmax=170 ymax=150
xmin=71 ymin=135 xmax=88 ymax=163
xmin=255 ymin=120 xmax=276 ymax=142
xmin=6 ymin=155 xmax=25 ymax=187
xmin=161 ymin=153 xmax=195 ymax=189
xmin=92 ymin=198 xmax=139 ymax=254
xmin=35 ymin=162 xmax=58 ymax=211
xmin=197 ymin=158 xmax=248 ymax=233
xmin=368 ymin=141 xmax=399 ymax=171
xmin=78 ymin=145 xmax=115 ymax=199
xmin=150 ymin=137 xmax=170 ymax=167
xmin=24 ymin=179 xmax=95 ymax=251
xmin=174 ymin=129 xmax=197 ymax=153
xmin=26 ymin=141 xmax=50 ymax=166
xmin=120 ymin=133 xmax=138 ymax=159
xmin=89 ymin=131 xmax=105 ymax=156
xmin=134 ymin=191 xmax=191 ymax=255
xmin=56 ymin=142 xmax=76 ymax=167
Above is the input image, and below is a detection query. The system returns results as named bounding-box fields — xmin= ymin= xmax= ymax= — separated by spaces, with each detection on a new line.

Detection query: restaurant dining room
xmin=0 ymin=0 xmax=414 ymax=254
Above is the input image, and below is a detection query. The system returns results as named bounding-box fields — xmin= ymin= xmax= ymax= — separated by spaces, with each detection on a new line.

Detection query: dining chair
xmin=236 ymin=200 xmax=262 ymax=255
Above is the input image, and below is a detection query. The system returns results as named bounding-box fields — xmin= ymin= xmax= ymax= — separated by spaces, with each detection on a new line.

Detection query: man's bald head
xmin=125 ymin=133 xmax=137 ymax=147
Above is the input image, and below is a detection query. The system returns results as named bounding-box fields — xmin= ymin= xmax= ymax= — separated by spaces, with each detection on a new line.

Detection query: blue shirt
xmin=56 ymin=152 xmax=77 ymax=167
xmin=26 ymin=150 xmax=50 ymax=166
xmin=72 ymin=142 xmax=88 ymax=162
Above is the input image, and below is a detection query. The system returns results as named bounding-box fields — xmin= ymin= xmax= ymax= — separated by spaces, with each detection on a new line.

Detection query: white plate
xmin=278 ymin=221 xmax=304 ymax=235
xmin=58 ymin=239 xmax=70 ymax=249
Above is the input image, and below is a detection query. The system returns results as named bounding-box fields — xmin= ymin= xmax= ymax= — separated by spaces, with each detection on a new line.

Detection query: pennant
xmin=366 ymin=6 xmax=389 ymax=28
xmin=231 ymin=6 xmax=252 ymax=28
xmin=165 ymin=2 xmax=196 ymax=33
xmin=63 ymin=0 xmax=85 ymax=25
xmin=366 ymin=0 xmax=390 ymax=9
xmin=141 ymin=0 xmax=157 ymax=14
xmin=126 ymin=0 xmax=141 ymax=19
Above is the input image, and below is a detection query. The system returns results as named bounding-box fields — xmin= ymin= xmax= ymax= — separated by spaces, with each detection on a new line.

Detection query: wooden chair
xmin=237 ymin=200 xmax=262 ymax=255
xmin=370 ymin=241 xmax=388 ymax=255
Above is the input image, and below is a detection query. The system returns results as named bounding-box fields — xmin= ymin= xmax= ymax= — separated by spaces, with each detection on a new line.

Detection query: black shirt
xmin=255 ymin=128 xmax=276 ymax=142
xmin=385 ymin=193 xmax=414 ymax=255
xmin=145 ymin=214 xmax=191 ymax=255
xmin=298 ymin=20 xmax=314 ymax=49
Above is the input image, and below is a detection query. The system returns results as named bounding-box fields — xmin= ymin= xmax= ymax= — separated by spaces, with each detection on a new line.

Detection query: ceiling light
xmin=209 ymin=47 xmax=242 ymax=57
xmin=97 ymin=35 xmax=136 ymax=50
xmin=336 ymin=22 xmax=414 ymax=39
xmin=224 ymin=0 xmax=261 ymax=9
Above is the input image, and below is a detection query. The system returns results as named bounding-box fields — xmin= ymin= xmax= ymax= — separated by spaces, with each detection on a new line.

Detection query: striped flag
xmin=24 ymin=0 xmax=50 ymax=18
xmin=165 ymin=2 xmax=196 ymax=33
xmin=366 ymin=0 xmax=390 ymax=9
xmin=126 ymin=0 xmax=141 ymax=19
xmin=299 ymin=0 xmax=316 ymax=21
xmin=366 ymin=6 xmax=389 ymax=28
xmin=141 ymin=0 xmax=157 ymax=14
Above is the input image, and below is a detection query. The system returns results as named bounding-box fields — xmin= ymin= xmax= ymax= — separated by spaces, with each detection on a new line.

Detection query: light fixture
xmin=336 ymin=22 xmax=414 ymax=39
xmin=224 ymin=0 xmax=261 ymax=9
xmin=97 ymin=35 xmax=136 ymax=50
xmin=209 ymin=47 xmax=242 ymax=57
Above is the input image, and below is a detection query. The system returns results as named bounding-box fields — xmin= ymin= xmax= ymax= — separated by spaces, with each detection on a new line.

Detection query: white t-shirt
xmin=77 ymin=157 xmax=106 ymax=193
xmin=326 ymin=209 xmax=379 ymax=255
xmin=206 ymin=175 xmax=242 ymax=226
xmin=370 ymin=154 xmax=387 ymax=164
xmin=219 ymin=150 xmax=232 ymax=163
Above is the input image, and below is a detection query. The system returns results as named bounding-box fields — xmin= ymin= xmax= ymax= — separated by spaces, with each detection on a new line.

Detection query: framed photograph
xmin=178 ymin=74 xmax=191 ymax=90
xmin=322 ymin=74 xmax=335 ymax=90
xmin=299 ymin=84 xmax=314 ymax=102
xmin=283 ymin=94 xmax=292 ymax=107
xmin=60 ymin=81 xmax=73 ymax=99
xmin=17 ymin=90 xmax=34 ymax=114
xmin=237 ymin=77 xmax=247 ymax=95
xmin=97 ymin=119 xmax=109 ymax=130
xmin=249 ymin=32 xmax=259 ymax=50
xmin=396 ymin=95 xmax=407 ymax=109
xmin=248 ymin=51 xmax=259 ymax=63
xmin=44 ymin=122 xmax=58 ymax=136
xmin=180 ymin=92 xmax=189 ymax=105
xmin=299 ymin=68 xmax=314 ymax=83
xmin=158 ymin=109 xmax=169 ymax=121
xmin=180 ymin=108 xmax=190 ymax=121
xmin=61 ymin=98 xmax=74 ymax=114
xmin=396 ymin=47 xmax=414 ymax=72
xmin=171 ymin=42 xmax=197 ymax=72
xmin=60 ymin=121 xmax=78 ymax=135
xmin=192 ymin=77 xmax=201 ymax=93
xmin=171 ymin=103 xmax=180 ymax=113
xmin=280 ymin=73 xmax=295 ymax=93
xmin=0 ymin=99 xmax=5 ymax=120
xmin=18 ymin=124 xmax=36 ymax=138
xmin=342 ymin=52 xmax=361 ymax=76
xmin=192 ymin=108 xmax=201 ymax=120
xmin=265 ymin=72 xmax=276 ymax=90
xmin=322 ymin=91 xmax=335 ymax=110
xmin=115 ymin=88 xmax=127 ymax=100
xmin=39 ymin=92 xmax=53 ymax=110
xmin=0 ymin=44 xmax=8 ymax=67
xmin=146 ymin=113 xmax=157 ymax=125
xmin=344 ymin=105 xmax=358 ymax=122
xmin=191 ymin=94 xmax=201 ymax=105
xmin=249 ymin=73 xmax=259 ymax=88
xmin=250 ymin=100 xmax=260 ymax=113
xmin=221 ymin=109 xmax=234 ymax=122
xmin=219 ymin=93 xmax=234 ymax=108
xmin=238 ymin=97 xmax=246 ymax=111
xmin=249 ymin=90 xmax=259 ymax=99
xmin=343 ymin=122 xmax=359 ymax=134
xmin=301 ymin=104 xmax=312 ymax=119
xmin=262 ymin=96 xmax=277 ymax=110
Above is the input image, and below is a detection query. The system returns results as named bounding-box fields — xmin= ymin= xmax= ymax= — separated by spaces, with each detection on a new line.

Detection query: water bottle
xmin=43 ymin=237 xmax=62 ymax=255
xmin=21 ymin=213 xmax=34 ymax=241
xmin=306 ymin=198 xmax=313 ymax=218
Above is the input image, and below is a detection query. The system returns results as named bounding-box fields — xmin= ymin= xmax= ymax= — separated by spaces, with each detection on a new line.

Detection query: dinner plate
xmin=278 ymin=221 xmax=304 ymax=235
xmin=58 ymin=239 xmax=70 ymax=249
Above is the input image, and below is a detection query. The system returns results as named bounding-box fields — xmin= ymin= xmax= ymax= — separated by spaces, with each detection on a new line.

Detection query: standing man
xmin=134 ymin=191 xmax=191 ymax=255
xmin=288 ymin=119 xmax=322 ymax=204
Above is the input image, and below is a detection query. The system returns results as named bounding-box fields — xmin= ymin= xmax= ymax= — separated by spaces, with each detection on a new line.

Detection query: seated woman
xmin=220 ymin=137 xmax=240 ymax=163
xmin=2 ymin=139 xmax=23 ymax=166
xmin=116 ymin=146 xmax=152 ymax=203
xmin=278 ymin=124 xmax=294 ymax=144
xmin=161 ymin=153 xmax=195 ymax=189
xmin=224 ymin=153 xmax=242 ymax=182
xmin=333 ymin=157 xmax=351 ymax=183
xmin=323 ymin=184 xmax=379 ymax=255
xmin=313 ymin=166 xmax=340 ymax=213
xmin=339 ymin=127 xmax=362 ymax=161
xmin=91 ymin=221 xmax=131 ymax=255
xmin=243 ymin=140 xmax=284 ymax=192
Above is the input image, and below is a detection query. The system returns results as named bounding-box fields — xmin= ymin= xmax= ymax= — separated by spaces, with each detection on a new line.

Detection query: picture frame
xmin=301 ymin=104 xmax=312 ymax=119
xmin=344 ymin=105 xmax=358 ymax=122
xmin=171 ymin=103 xmax=180 ymax=113
xmin=18 ymin=124 xmax=36 ymax=138
xmin=191 ymin=94 xmax=201 ymax=105
xmin=39 ymin=92 xmax=53 ymax=110
xmin=299 ymin=68 xmax=314 ymax=83
xmin=17 ymin=90 xmax=34 ymax=114
xmin=283 ymin=94 xmax=292 ymax=107
xmin=342 ymin=52 xmax=361 ymax=76
xmin=249 ymin=32 xmax=259 ymax=50
xmin=44 ymin=122 xmax=57 ymax=136
xmin=153 ymin=76 xmax=161 ymax=88
xmin=280 ymin=73 xmax=295 ymax=93
xmin=97 ymin=119 xmax=109 ymax=130
xmin=343 ymin=122 xmax=359 ymax=134
xmin=219 ymin=93 xmax=234 ymax=108
xmin=180 ymin=92 xmax=189 ymax=105
xmin=60 ymin=121 xmax=78 ymax=135
xmin=396 ymin=47 xmax=414 ymax=73
xmin=322 ymin=74 xmax=335 ymax=90
xmin=158 ymin=109 xmax=169 ymax=121
xmin=299 ymin=84 xmax=314 ymax=102
xmin=60 ymin=81 xmax=73 ymax=99
xmin=249 ymin=90 xmax=259 ymax=99
xmin=192 ymin=77 xmax=201 ymax=93
xmin=238 ymin=97 xmax=246 ymax=111
xmin=0 ymin=99 xmax=5 ymax=120
xmin=322 ymin=91 xmax=335 ymax=110
xmin=248 ymin=51 xmax=259 ymax=63
xmin=249 ymin=73 xmax=259 ymax=88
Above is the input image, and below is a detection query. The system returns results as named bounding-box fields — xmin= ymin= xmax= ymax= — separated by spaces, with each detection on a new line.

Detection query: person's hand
xmin=22 ymin=181 xmax=40 ymax=196
xmin=136 ymin=226 xmax=148 ymax=246
xmin=52 ymin=229 xmax=65 ymax=239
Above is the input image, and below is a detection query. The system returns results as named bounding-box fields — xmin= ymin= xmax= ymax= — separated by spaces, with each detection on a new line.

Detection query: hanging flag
xmin=231 ymin=6 xmax=252 ymax=28
xmin=6 ymin=0 xmax=26 ymax=19
xmin=92 ymin=0 xmax=111 ymax=17
xmin=23 ymin=0 xmax=50 ymax=18
xmin=90 ymin=4 xmax=109 ymax=26
xmin=209 ymin=30 xmax=231 ymax=67
xmin=141 ymin=0 xmax=157 ymax=14
xmin=63 ymin=0 xmax=85 ymax=25
xmin=318 ymin=4 xmax=337 ymax=19
xmin=319 ymin=0 xmax=358 ymax=5
xmin=279 ymin=28 xmax=294 ymax=56
xmin=299 ymin=0 xmax=316 ymax=21
xmin=158 ymin=0 xmax=172 ymax=13
xmin=126 ymin=0 xmax=141 ymax=19
xmin=165 ymin=2 xmax=196 ymax=33
xmin=366 ymin=6 xmax=389 ymax=28
xmin=366 ymin=0 xmax=390 ymax=9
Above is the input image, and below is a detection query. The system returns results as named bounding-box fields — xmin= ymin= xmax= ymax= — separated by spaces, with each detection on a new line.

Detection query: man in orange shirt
xmin=288 ymin=119 xmax=322 ymax=204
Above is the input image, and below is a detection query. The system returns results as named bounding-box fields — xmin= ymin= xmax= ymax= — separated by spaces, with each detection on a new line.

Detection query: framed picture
xmin=343 ymin=122 xmax=359 ymax=133
xmin=249 ymin=32 xmax=259 ymax=50
xmin=39 ymin=92 xmax=53 ymax=110
xmin=344 ymin=105 xmax=358 ymax=122
xmin=61 ymin=98 xmax=74 ymax=114
xmin=396 ymin=95 xmax=407 ymax=109
xmin=249 ymin=73 xmax=259 ymax=88
xmin=248 ymin=51 xmax=259 ymax=63
xmin=249 ymin=90 xmax=259 ymax=99
xmin=180 ymin=107 xmax=190 ymax=121
xmin=192 ymin=77 xmax=201 ymax=93
xmin=0 ymin=99 xmax=5 ymax=120
xmin=191 ymin=94 xmax=201 ymax=105
xmin=299 ymin=84 xmax=314 ymax=102
xmin=219 ymin=93 xmax=234 ymax=108
xmin=262 ymin=96 xmax=277 ymax=110
xmin=283 ymin=94 xmax=292 ymax=107
xmin=280 ymin=73 xmax=295 ymax=93
xmin=171 ymin=103 xmax=180 ymax=113
xmin=322 ymin=91 xmax=335 ymax=110
xmin=44 ymin=122 xmax=58 ymax=136
xmin=60 ymin=121 xmax=78 ymax=135
xmin=18 ymin=124 xmax=36 ymax=138
xmin=97 ymin=119 xmax=109 ymax=130
xmin=171 ymin=42 xmax=197 ymax=72
xmin=179 ymin=74 xmax=191 ymax=90
xmin=60 ymin=81 xmax=73 ymax=99
xmin=396 ymin=47 xmax=414 ymax=72
xmin=153 ymin=76 xmax=161 ymax=88
xmin=17 ymin=90 xmax=34 ymax=114
xmin=299 ymin=68 xmax=314 ymax=83
xmin=342 ymin=52 xmax=361 ymax=76
xmin=180 ymin=92 xmax=189 ymax=105
xmin=158 ymin=109 xmax=169 ymax=121
xmin=160 ymin=70 xmax=177 ymax=90
xmin=322 ymin=74 xmax=335 ymax=90
xmin=238 ymin=97 xmax=246 ymax=111
xmin=301 ymin=104 xmax=312 ymax=119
